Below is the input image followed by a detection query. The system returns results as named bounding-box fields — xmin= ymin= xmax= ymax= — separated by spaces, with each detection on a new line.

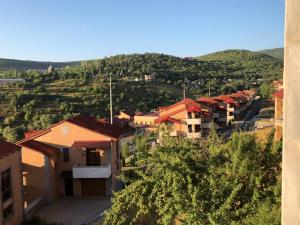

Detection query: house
xmin=155 ymin=98 xmax=212 ymax=138
xmin=273 ymin=89 xmax=283 ymax=140
xmin=18 ymin=115 xmax=133 ymax=209
xmin=213 ymin=95 xmax=238 ymax=124
xmin=197 ymin=97 xmax=227 ymax=127
xmin=114 ymin=111 xmax=135 ymax=127
xmin=144 ymin=74 xmax=155 ymax=81
xmin=133 ymin=111 xmax=159 ymax=132
xmin=0 ymin=139 xmax=23 ymax=225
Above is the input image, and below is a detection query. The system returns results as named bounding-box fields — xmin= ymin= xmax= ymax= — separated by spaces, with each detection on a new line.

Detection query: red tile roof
xmin=159 ymin=98 xmax=197 ymax=112
xmin=0 ymin=139 xmax=20 ymax=159
xmin=18 ymin=115 xmax=133 ymax=144
xmin=213 ymin=95 xmax=239 ymax=106
xmin=155 ymin=99 xmax=202 ymax=124
xmin=273 ymin=89 xmax=284 ymax=98
xmin=19 ymin=140 xmax=59 ymax=156
xmin=66 ymin=115 xmax=132 ymax=139
xmin=25 ymin=130 xmax=45 ymax=139
xmin=197 ymin=97 xmax=219 ymax=105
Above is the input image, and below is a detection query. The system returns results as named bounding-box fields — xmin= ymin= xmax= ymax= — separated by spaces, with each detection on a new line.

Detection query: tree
xmin=104 ymin=131 xmax=281 ymax=225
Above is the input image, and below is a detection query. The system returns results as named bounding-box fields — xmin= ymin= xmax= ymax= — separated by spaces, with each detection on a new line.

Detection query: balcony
xmin=228 ymin=107 xmax=235 ymax=112
xmin=186 ymin=118 xmax=201 ymax=124
xmin=201 ymin=122 xmax=211 ymax=129
xmin=213 ymin=112 xmax=219 ymax=118
xmin=72 ymin=164 xmax=111 ymax=179
xmin=187 ymin=132 xmax=201 ymax=139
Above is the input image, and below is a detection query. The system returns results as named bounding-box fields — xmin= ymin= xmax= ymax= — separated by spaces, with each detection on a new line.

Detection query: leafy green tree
xmin=104 ymin=131 xmax=281 ymax=225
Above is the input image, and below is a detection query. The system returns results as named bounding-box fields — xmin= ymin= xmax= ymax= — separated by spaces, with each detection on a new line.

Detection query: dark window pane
xmin=1 ymin=168 xmax=12 ymax=202
xmin=63 ymin=148 xmax=69 ymax=162
xmin=3 ymin=203 xmax=13 ymax=220
xmin=188 ymin=125 xmax=193 ymax=133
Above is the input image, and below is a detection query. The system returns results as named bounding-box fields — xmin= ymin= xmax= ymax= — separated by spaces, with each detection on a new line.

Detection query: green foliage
xmin=104 ymin=131 xmax=281 ymax=225
xmin=259 ymin=82 xmax=275 ymax=99
xmin=259 ymin=48 xmax=284 ymax=61
xmin=0 ymin=51 xmax=282 ymax=141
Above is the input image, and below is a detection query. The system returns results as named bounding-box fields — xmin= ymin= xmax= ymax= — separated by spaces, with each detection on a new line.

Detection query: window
xmin=188 ymin=112 xmax=193 ymax=119
xmin=188 ymin=125 xmax=193 ymax=133
xmin=194 ymin=112 xmax=201 ymax=119
xmin=86 ymin=149 xmax=101 ymax=166
xmin=1 ymin=168 xmax=12 ymax=202
xmin=62 ymin=148 xmax=69 ymax=162
xmin=195 ymin=125 xmax=201 ymax=133
xmin=3 ymin=203 xmax=13 ymax=221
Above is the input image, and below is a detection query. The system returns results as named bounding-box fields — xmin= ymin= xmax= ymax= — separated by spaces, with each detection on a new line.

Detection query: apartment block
xmin=0 ymin=139 xmax=23 ymax=225
xmin=18 ymin=115 xmax=133 ymax=209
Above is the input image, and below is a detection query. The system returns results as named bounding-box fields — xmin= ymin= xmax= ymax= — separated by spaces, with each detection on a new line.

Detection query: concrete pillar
xmin=282 ymin=0 xmax=300 ymax=224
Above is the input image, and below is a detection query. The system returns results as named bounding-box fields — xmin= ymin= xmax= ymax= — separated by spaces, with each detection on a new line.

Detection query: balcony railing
xmin=201 ymin=122 xmax=211 ymax=129
xmin=186 ymin=118 xmax=202 ymax=124
xmin=72 ymin=164 xmax=111 ymax=179
xmin=187 ymin=132 xmax=201 ymax=138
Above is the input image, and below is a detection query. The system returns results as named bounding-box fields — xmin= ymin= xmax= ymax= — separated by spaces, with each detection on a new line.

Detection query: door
xmin=81 ymin=179 xmax=106 ymax=196
xmin=86 ymin=148 xmax=101 ymax=166
xmin=64 ymin=178 xmax=73 ymax=196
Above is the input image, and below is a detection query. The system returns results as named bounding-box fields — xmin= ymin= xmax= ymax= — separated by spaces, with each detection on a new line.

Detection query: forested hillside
xmin=259 ymin=48 xmax=284 ymax=61
xmin=0 ymin=58 xmax=79 ymax=71
xmin=0 ymin=50 xmax=283 ymax=141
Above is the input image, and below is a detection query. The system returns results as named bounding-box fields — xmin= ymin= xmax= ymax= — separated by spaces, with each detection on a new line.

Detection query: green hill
xmin=0 ymin=51 xmax=283 ymax=141
xmin=0 ymin=58 xmax=80 ymax=71
xmin=259 ymin=48 xmax=284 ymax=61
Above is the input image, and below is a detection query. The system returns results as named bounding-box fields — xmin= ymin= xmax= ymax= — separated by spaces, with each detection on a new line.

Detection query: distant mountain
xmin=0 ymin=58 xmax=80 ymax=71
xmin=259 ymin=48 xmax=284 ymax=61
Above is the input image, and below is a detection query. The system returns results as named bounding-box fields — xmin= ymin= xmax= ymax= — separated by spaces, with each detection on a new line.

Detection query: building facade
xmin=282 ymin=0 xmax=300 ymax=223
xmin=155 ymin=98 xmax=212 ymax=138
xmin=0 ymin=139 xmax=23 ymax=225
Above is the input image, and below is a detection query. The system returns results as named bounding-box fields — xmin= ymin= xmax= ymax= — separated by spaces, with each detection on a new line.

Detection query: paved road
xmin=35 ymin=197 xmax=111 ymax=225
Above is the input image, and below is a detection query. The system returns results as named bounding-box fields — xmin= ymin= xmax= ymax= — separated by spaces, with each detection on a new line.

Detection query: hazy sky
xmin=0 ymin=0 xmax=284 ymax=61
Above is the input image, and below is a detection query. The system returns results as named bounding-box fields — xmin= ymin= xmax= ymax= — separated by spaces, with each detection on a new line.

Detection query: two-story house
xmin=196 ymin=97 xmax=227 ymax=128
xmin=18 ymin=115 xmax=133 ymax=209
xmin=155 ymin=98 xmax=212 ymax=138
xmin=213 ymin=95 xmax=239 ymax=124
xmin=0 ymin=139 xmax=23 ymax=225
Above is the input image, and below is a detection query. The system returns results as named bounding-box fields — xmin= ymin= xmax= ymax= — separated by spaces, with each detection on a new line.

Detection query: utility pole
xmin=208 ymin=83 xmax=211 ymax=97
xmin=109 ymin=73 xmax=113 ymax=125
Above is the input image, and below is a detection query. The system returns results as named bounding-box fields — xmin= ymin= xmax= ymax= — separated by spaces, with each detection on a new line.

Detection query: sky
xmin=0 ymin=0 xmax=285 ymax=62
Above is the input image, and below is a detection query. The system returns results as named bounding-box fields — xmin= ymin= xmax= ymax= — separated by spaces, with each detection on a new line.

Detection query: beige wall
xmin=0 ymin=151 xmax=23 ymax=225
xmin=282 ymin=0 xmax=300 ymax=224
xmin=22 ymin=121 xmax=121 ymax=200
xmin=134 ymin=115 xmax=158 ymax=126
xmin=22 ymin=148 xmax=58 ymax=205
xmin=275 ymin=96 xmax=283 ymax=120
